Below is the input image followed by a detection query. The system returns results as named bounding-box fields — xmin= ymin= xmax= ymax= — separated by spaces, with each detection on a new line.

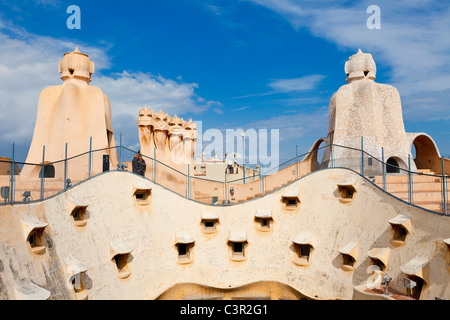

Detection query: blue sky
xmin=1 ymin=0 xmax=450 ymax=167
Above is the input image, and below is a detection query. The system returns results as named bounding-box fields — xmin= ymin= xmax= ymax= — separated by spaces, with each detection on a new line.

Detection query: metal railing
xmin=0 ymin=137 xmax=448 ymax=216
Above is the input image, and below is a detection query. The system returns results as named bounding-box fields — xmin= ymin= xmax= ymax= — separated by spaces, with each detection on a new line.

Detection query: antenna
xmin=404 ymin=278 xmax=416 ymax=300
xmin=381 ymin=274 xmax=392 ymax=296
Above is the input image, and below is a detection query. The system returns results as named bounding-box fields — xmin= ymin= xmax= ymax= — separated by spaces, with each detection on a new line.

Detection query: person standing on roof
xmin=137 ymin=153 xmax=146 ymax=177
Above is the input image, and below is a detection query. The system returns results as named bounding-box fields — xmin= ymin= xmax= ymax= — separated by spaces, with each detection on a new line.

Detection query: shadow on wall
xmin=351 ymin=226 xmax=393 ymax=288
xmin=155 ymin=281 xmax=313 ymax=300
xmin=411 ymin=134 xmax=442 ymax=174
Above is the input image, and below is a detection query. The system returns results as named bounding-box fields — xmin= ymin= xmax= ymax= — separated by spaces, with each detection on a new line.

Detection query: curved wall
xmin=0 ymin=169 xmax=449 ymax=300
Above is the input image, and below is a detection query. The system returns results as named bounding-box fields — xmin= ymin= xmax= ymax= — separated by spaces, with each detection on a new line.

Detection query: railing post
xmin=40 ymin=145 xmax=45 ymax=201
xmin=119 ymin=132 xmax=123 ymax=171
xmin=259 ymin=164 xmax=263 ymax=197
xmin=262 ymin=168 xmax=265 ymax=196
xmin=64 ymin=142 xmax=68 ymax=191
xmin=10 ymin=143 xmax=15 ymax=205
xmin=88 ymin=137 xmax=92 ymax=178
xmin=382 ymin=147 xmax=386 ymax=191
xmin=330 ymin=131 xmax=334 ymax=168
xmin=408 ymin=154 xmax=413 ymax=204
xmin=296 ymin=145 xmax=298 ymax=180
xmin=187 ymin=164 xmax=190 ymax=199
xmin=361 ymin=136 xmax=364 ymax=176
xmin=442 ymin=157 xmax=447 ymax=215
xmin=154 ymin=147 xmax=157 ymax=183
xmin=225 ymin=168 xmax=228 ymax=205
xmin=242 ymin=133 xmax=246 ymax=184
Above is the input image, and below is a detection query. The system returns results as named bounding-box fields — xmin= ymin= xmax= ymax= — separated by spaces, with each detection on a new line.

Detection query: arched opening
xmin=112 ymin=253 xmax=131 ymax=279
xmin=342 ymin=254 xmax=356 ymax=269
xmin=155 ymin=281 xmax=313 ymax=300
xmin=228 ymin=240 xmax=248 ymax=261
xmin=294 ymin=243 xmax=313 ymax=266
xmin=337 ymin=184 xmax=356 ymax=203
xmin=133 ymin=188 xmax=151 ymax=206
xmin=201 ymin=218 xmax=219 ymax=233
xmin=316 ymin=140 xmax=325 ymax=168
xmin=255 ymin=217 xmax=273 ymax=231
xmin=27 ymin=227 xmax=46 ymax=254
xmin=411 ymin=134 xmax=441 ymax=174
xmin=370 ymin=258 xmax=386 ymax=272
xmin=39 ymin=163 xmax=55 ymax=178
xmin=302 ymin=138 xmax=325 ymax=174
xmin=176 ymin=242 xmax=194 ymax=264
xmin=71 ymin=206 xmax=88 ymax=227
xmin=386 ymin=157 xmax=400 ymax=173
xmin=69 ymin=273 xmax=88 ymax=300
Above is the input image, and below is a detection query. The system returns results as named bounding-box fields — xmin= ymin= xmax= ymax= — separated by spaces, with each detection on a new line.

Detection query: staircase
xmin=192 ymin=168 xmax=448 ymax=213
xmin=8 ymin=179 xmax=76 ymax=203
xmin=374 ymin=170 xmax=448 ymax=213
xmin=4 ymin=167 xmax=446 ymax=213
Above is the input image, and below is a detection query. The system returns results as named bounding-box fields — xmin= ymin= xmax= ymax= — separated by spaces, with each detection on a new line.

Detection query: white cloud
xmin=268 ymin=75 xmax=325 ymax=93
xmin=245 ymin=107 xmax=328 ymax=142
xmin=232 ymin=74 xmax=325 ymax=99
xmin=0 ymin=18 xmax=221 ymax=149
xmin=0 ymin=27 xmax=73 ymax=143
xmin=246 ymin=0 xmax=450 ymax=121
xmin=232 ymin=106 xmax=250 ymax=111
xmin=212 ymin=107 xmax=224 ymax=114
xmin=225 ymin=107 xmax=329 ymax=166
xmin=94 ymin=71 xmax=221 ymax=117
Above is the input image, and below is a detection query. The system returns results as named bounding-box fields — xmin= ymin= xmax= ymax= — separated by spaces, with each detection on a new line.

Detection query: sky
xmin=1 ymin=0 xmax=450 ymax=170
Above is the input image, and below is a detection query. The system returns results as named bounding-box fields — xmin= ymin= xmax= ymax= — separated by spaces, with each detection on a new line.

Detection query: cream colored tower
xmin=20 ymin=48 xmax=118 ymax=181
xmin=137 ymin=106 xmax=197 ymax=196
xmin=137 ymin=106 xmax=197 ymax=171
xmin=322 ymin=50 xmax=419 ymax=173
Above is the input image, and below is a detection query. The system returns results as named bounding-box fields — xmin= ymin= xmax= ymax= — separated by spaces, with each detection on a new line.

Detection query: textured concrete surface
xmin=0 ymin=169 xmax=448 ymax=300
